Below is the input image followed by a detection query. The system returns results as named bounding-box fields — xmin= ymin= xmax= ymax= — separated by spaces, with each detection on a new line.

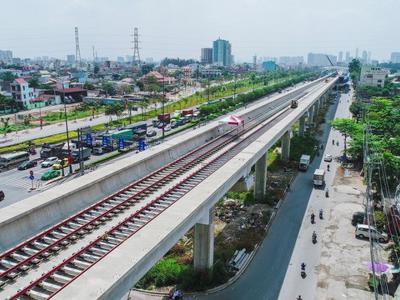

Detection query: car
xmin=17 ymin=160 xmax=38 ymax=170
xmin=41 ymin=157 xmax=59 ymax=168
xmin=158 ymin=122 xmax=166 ymax=129
xmin=355 ymin=224 xmax=388 ymax=243
xmin=324 ymin=154 xmax=333 ymax=162
xmin=171 ymin=121 xmax=178 ymax=129
xmin=146 ymin=130 xmax=157 ymax=137
xmin=92 ymin=147 xmax=103 ymax=155
xmin=52 ymin=158 xmax=69 ymax=170
xmin=164 ymin=124 xmax=171 ymax=132
xmin=352 ymin=212 xmax=366 ymax=226
xmin=0 ymin=190 xmax=4 ymax=201
xmin=41 ymin=169 xmax=61 ymax=181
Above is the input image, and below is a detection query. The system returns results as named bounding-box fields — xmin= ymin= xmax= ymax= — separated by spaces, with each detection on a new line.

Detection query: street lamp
xmin=63 ymin=98 xmax=73 ymax=175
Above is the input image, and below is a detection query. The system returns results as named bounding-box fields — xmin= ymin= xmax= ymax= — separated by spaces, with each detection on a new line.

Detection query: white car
xmin=355 ymin=224 xmax=388 ymax=243
xmin=164 ymin=124 xmax=171 ymax=132
xmin=41 ymin=157 xmax=59 ymax=168
xmin=324 ymin=154 xmax=333 ymax=162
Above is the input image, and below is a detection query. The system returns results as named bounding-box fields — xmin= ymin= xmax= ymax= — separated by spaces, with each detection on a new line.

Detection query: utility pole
xmin=162 ymin=79 xmax=165 ymax=140
xmin=92 ymin=46 xmax=96 ymax=63
xmin=75 ymin=27 xmax=82 ymax=68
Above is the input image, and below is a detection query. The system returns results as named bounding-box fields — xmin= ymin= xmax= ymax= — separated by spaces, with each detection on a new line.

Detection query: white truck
xmin=313 ymin=169 xmax=325 ymax=187
xmin=298 ymin=154 xmax=311 ymax=171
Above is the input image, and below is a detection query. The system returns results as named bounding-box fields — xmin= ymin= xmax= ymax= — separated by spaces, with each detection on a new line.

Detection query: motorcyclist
xmin=310 ymin=213 xmax=315 ymax=224
xmin=312 ymin=231 xmax=317 ymax=242
xmin=332 ymin=139 xmax=335 ymax=145
xmin=327 ymin=164 xmax=330 ymax=171
xmin=319 ymin=209 xmax=323 ymax=219
xmin=325 ymin=188 xmax=329 ymax=198
xmin=301 ymin=262 xmax=306 ymax=270
xmin=297 ymin=296 xmax=303 ymax=300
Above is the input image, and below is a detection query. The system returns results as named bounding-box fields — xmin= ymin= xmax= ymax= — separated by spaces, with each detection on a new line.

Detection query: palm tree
xmin=0 ymin=117 xmax=11 ymax=137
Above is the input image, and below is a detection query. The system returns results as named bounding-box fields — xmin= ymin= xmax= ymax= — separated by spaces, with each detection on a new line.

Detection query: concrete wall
xmin=0 ymin=76 xmax=329 ymax=252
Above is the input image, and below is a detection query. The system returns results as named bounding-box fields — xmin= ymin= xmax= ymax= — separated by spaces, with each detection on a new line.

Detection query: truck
xmin=111 ymin=129 xmax=134 ymax=141
xmin=40 ymin=143 xmax=64 ymax=159
xmin=182 ymin=108 xmax=194 ymax=117
xmin=71 ymin=147 xmax=91 ymax=163
xmin=158 ymin=113 xmax=171 ymax=124
xmin=313 ymin=169 xmax=325 ymax=187
xmin=298 ymin=154 xmax=311 ymax=171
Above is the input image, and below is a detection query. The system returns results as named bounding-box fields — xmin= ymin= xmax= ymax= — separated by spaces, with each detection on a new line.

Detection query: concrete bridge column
xmin=308 ymin=106 xmax=314 ymax=126
xmin=194 ymin=208 xmax=214 ymax=271
xmin=281 ymin=130 xmax=291 ymax=161
xmin=298 ymin=115 xmax=306 ymax=136
xmin=254 ymin=152 xmax=267 ymax=202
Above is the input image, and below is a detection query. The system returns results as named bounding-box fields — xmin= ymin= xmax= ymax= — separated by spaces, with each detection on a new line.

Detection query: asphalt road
xmin=190 ymin=90 xmax=347 ymax=300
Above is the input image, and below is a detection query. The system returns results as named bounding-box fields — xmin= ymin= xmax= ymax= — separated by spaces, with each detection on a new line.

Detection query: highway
xmin=0 ymin=77 xmax=334 ymax=300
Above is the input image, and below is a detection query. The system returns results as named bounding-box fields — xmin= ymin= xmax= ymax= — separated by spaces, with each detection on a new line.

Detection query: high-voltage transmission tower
xmin=131 ymin=27 xmax=141 ymax=67
xmin=75 ymin=26 xmax=82 ymax=68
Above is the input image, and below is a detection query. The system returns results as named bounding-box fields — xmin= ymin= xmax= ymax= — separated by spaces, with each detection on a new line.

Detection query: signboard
xmin=138 ymin=138 xmax=145 ymax=152
xmin=102 ymin=136 xmax=110 ymax=147
xmin=118 ymin=138 xmax=125 ymax=150
xmin=85 ymin=133 xmax=93 ymax=146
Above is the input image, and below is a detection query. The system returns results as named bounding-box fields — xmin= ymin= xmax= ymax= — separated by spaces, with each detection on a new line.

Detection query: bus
xmin=0 ymin=151 xmax=30 ymax=169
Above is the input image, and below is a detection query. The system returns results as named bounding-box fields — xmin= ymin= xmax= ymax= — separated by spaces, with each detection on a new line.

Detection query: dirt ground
xmin=316 ymin=167 xmax=393 ymax=300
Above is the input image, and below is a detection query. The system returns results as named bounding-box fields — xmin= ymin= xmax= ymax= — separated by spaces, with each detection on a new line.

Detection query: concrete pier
xmin=281 ymin=130 xmax=291 ymax=161
xmin=193 ymin=209 xmax=214 ymax=270
xmin=254 ymin=152 xmax=267 ymax=202
xmin=299 ymin=115 xmax=306 ymax=136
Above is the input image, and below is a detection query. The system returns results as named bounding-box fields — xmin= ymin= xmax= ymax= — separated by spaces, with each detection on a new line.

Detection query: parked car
xmin=52 ymin=158 xmax=69 ymax=170
xmin=355 ymin=224 xmax=388 ymax=243
xmin=0 ymin=190 xmax=4 ymax=201
xmin=41 ymin=169 xmax=61 ymax=181
xmin=164 ymin=124 xmax=171 ymax=132
xmin=352 ymin=212 xmax=366 ymax=226
xmin=41 ymin=157 xmax=59 ymax=168
xmin=146 ymin=130 xmax=157 ymax=137
xmin=92 ymin=147 xmax=104 ymax=155
xmin=324 ymin=154 xmax=333 ymax=162
xmin=18 ymin=160 xmax=38 ymax=170
xmin=171 ymin=121 xmax=178 ymax=129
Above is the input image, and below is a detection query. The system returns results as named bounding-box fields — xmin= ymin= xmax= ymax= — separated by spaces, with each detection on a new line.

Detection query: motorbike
xmin=319 ymin=209 xmax=323 ymax=220
xmin=297 ymin=296 xmax=303 ymax=300
xmin=325 ymin=188 xmax=329 ymax=198
xmin=327 ymin=164 xmax=330 ymax=172
xmin=311 ymin=213 xmax=315 ymax=224
xmin=312 ymin=231 xmax=317 ymax=244
xmin=301 ymin=271 xmax=306 ymax=278
xmin=332 ymin=139 xmax=335 ymax=145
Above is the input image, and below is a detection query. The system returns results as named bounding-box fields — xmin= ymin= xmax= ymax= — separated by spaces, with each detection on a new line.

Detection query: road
xmin=180 ymin=90 xmax=346 ymax=300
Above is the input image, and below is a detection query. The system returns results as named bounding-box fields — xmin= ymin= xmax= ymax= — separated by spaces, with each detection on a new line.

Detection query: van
xmin=355 ymin=224 xmax=388 ymax=243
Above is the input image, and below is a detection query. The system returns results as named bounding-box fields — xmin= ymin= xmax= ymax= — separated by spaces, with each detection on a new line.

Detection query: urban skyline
xmin=0 ymin=0 xmax=399 ymax=61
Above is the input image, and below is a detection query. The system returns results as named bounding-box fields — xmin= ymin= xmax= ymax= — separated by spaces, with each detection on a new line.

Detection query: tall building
xmin=390 ymin=52 xmax=400 ymax=63
xmin=362 ymin=50 xmax=368 ymax=63
xmin=338 ymin=51 xmax=343 ymax=63
xmin=345 ymin=51 xmax=350 ymax=63
xmin=355 ymin=48 xmax=359 ymax=58
xmin=212 ymin=39 xmax=232 ymax=67
xmin=0 ymin=50 xmax=13 ymax=63
xmin=67 ymin=55 xmax=76 ymax=64
xmin=262 ymin=61 xmax=277 ymax=72
xmin=307 ymin=53 xmax=337 ymax=66
xmin=201 ymin=48 xmax=213 ymax=64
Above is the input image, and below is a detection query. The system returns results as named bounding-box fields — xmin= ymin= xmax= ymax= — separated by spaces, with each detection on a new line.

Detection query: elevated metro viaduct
xmin=0 ymin=76 xmax=337 ymax=299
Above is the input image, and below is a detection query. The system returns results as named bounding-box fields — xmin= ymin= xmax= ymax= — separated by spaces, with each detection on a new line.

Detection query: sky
xmin=0 ymin=0 xmax=399 ymax=62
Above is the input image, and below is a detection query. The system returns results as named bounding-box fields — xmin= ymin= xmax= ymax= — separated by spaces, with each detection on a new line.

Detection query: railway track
xmin=1 ymin=80 xmax=326 ymax=299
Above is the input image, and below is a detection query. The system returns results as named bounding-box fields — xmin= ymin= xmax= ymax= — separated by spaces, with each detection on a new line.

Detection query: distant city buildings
xmin=212 ymin=39 xmax=232 ymax=67
xmin=345 ymin=51 xmax=350 ymax=63
xmin=359 ymin=65 xmax=389 ymax=88
xmin=307 ymin=53 xmax=337 ymax=66
xmin=338 ymin=51 xmax=343 ymax=63
xmin=390 ymin=52 xmax=400 ymax=63
xmin=278 ymin=56 xmax=304 ymax=66
xmin=262 ymin=61 xmax=277 ymax=72
xmin=0 ymin=50 xmax=13 ymax=63
xmin=66 ymin=55 xmax=76 ymax=64
xmin=201 ymin=48 xmax=213 ymax=64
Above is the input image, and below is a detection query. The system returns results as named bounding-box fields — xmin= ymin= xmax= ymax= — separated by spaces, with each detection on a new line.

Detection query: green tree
xmin=28 ymin=77 xmax=40 ymax=89
xmin=144 ymin=76 xmax=162 ymax=94
xmin=23 ymin=114 xmax=32 ymax=126
xmin=330 ymin=118 xmax=363 ymax=157
xmin=105 ymin=103 xmax=124 ymax=122
xmin=83 ymin=82 xmax=95 ymax=90
xmin=0 ymin=117 xmax=11 ymax=136
xmin=0 ymin=71 xmax=16 ymax=82
xmin=348 ymin=59 xmax=361 ymax=84
xmin=102 ymin=82 xmax=116 ymax=96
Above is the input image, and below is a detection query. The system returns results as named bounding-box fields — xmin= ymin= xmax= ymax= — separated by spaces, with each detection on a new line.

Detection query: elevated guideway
xmin=0 ymin=77 xmax=337 ymax=300
xmin=0 ymin=78 xmax=335 ymax=299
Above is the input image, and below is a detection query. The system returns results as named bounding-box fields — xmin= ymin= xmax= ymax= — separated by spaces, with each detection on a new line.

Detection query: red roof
xmin=14 ymin=78 xmax=27 ymax=85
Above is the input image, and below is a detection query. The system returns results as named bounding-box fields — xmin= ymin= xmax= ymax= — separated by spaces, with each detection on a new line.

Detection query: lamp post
xmin=63 ymin=98 xmax=73 ymax=175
